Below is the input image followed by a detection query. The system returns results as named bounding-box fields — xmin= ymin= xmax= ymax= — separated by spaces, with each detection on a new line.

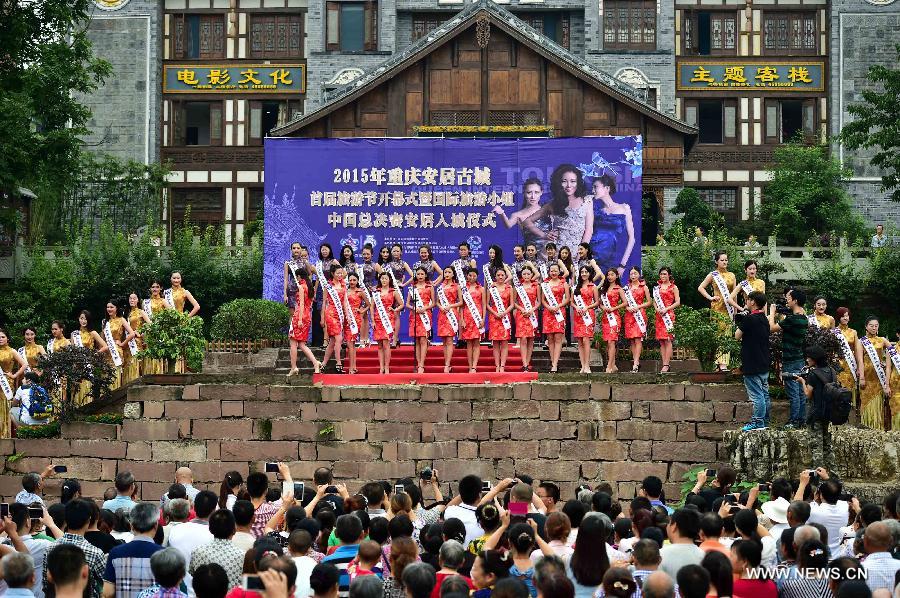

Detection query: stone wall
xmin=0 ymin=380 xmax=753 ymax=502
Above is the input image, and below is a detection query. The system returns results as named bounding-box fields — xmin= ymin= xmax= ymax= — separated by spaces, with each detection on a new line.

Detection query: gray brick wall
xmin=80 ymin=0 xmax=161 ymax=164
xmin=830 ymin=6 xmax=900 ymax=226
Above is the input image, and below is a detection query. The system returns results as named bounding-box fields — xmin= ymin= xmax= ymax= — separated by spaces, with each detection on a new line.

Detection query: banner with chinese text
xmin=163 ymin=64 xmax=305 ymax=93
xmin=263 ymin=136 xmax=642 ymax=303
xmin=677 ymin=61 xmax=824 ymax=91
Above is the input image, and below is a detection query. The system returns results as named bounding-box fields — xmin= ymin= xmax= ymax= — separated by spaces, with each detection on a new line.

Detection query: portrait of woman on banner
xmin=523 ymin=164 xmax=593 ymax=254
xmin=588 ymin=173 xmax=635 ymax=277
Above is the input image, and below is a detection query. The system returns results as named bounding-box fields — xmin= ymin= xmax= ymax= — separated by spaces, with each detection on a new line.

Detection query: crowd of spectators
xmin=0 ymin=462 xmax=898 ymax=598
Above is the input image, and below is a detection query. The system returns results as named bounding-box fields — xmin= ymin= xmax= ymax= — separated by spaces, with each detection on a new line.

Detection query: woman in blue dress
xmin=589 ymin=174 xmax=635 ymax=278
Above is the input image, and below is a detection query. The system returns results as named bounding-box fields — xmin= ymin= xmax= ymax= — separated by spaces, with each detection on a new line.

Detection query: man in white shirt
xmin=167 ymin=491 xmax=216 ymax=596
xmin=9 ymin=504 xmax=63 ymax=598
xmin=160 ymin=468 xmax=200 ymax=506
xmin=14 ymin=465 xmax=56 ymax=507
xmin=861 ymin=522 xmax=900 ymax=592
xmin=443 ymin=475 xmax=484 ymax=549
xmin=288 ymin=530 xmax=318 ymax=598
xmin=659 ymin=509 xmax=705 ymax=579
xmin=794 ymin=468 xmax=848 ymax=556
xmin=360 ymin=483 xmax=388 ymax=520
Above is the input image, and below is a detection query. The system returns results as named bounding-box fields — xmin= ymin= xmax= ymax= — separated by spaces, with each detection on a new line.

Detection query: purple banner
xmin=263 ymin=136 xmax=642 ymax=302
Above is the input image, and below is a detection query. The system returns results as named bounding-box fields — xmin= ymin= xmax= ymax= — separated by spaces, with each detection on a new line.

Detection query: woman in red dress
xmin=487 ymin=269 xmax=514 ymax=373
xmin=288 ymin=264 xmax=321 ymax=375
xmin=373 ymin=272 xmax=403 ymax=374
xmin=573 ymin=266 xmax=599 ymax=374
xmin=436 ymin=267 xmax=462 ymax=373
xmin=541 ymin=263 xmax=569 ymax=373
xmin=621 ymin=266 xmax=651 ymax=373
xmin=654 ymin=267 xmax=680 ymax=373
xmin=514 ymin=265 xmax=540 ymax=372
xmin=405 ymin=267 xmax=434 ymax=373
xmin=599 ymin=269 xmax=623 ymax=373
xmin=320 ymin=264 xmax=348 ymax=373
xmin=460 ymin=267 xmax=486 ymax=373
xmin=344 ymin=271 xmax=369 ymax=375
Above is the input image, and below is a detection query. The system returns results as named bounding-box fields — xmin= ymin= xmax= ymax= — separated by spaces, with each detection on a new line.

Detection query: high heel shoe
xmin=287 ymin=367 xmax=299 ymax=377
xmin=631 ymin=363 xmax=640 ymax=373
xmin=313 ymin=360 xmax=322 ymax=374
xmin=335 ymin=364 xmax=344 ymax=373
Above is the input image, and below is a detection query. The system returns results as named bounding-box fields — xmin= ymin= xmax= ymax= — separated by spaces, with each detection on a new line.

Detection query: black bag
xmin=812 ymin=368 xmax=852 ymax=425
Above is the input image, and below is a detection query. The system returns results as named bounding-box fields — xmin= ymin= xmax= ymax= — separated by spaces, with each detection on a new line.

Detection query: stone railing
xmin=0 ymin=379 xmax=753 ymax=502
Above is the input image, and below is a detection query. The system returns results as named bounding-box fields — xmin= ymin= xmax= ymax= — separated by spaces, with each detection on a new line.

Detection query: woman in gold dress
xmin=125 ymin=293 xmax=150 ymax=382
xmin=697 ymin=251 xmax=736 ymax=372
xmin=859 ymin=315 xmax=891 ymax=430
xmin=143 ymin=281 xmax=171 ymax=375
xmin=810 ymin=296 xmax=836 ymax=329
xmin=834 ymin=307 xmax=865 ymax=408
xmin=888 ymin=325 xmax=900 ymax=431
xmin=19 ymin=326 xmax=47 ymax=373
xmin=729 ymin=259 xmax=766 ymax=313
xmin=102 ymin=300 xmax=137 ymax=390
xmin=0 ymin=328 xmax=28 ymax=437
xmin=168 ymin=272 xmax=201 ymax=316
xmin=47 ymin=321 xmax=72 ymax=354
xmin=72 ymin=310 xmax=108 ymax=407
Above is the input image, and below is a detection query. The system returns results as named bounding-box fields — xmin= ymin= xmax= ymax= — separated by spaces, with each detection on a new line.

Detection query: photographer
xmin=796 ymin=345 xmax=837 ymax=472
xmin=768 ymin=287 xmax=809 ymax=429
xmin=735 ymin=291 xmax=771 ymax=432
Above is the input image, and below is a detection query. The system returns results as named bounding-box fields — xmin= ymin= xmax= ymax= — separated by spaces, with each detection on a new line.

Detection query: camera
xmin=808 ymin=469 xmax=820 ymax=485
xmin=420 ymin=467 xmax=433 ymax=482
xmin=774 ymin=297 xmax=792 ymax=316
xmin=781 ymin=366 xmax=811 ymax=382
xmin=758 ymin=483 xmax=770 ymax=492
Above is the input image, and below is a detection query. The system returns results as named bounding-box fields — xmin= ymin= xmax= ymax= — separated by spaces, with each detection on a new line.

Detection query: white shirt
xmin=443 ymin=504 xmax=482 ymax=549
xmin=292 ymin=555 xmax=318 ymax=597
xmin=167 ymin=521 xmax=213 ymax=597
xmin=17 ymin=534 xmax=53 ymax=598
xmin=862 ymin=551 xmax=900 ymax=592
xmin=232 ymin=531 xmax=256 ymax=554
xmin=807 ymin=500 xmax=849 ymax=556
xmin=13 ymin=386 xmax=41 ymax=426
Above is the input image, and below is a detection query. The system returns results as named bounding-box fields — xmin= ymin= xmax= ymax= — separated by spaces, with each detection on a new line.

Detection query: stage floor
xmin=312 ymin=371 xmax=539 ymax=385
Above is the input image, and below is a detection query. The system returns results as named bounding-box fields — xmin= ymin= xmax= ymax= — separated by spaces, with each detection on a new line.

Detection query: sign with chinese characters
xmin=676 ymin=62 xmax=825 ymax=91
xmin=93 ymin=0 xmax=130 ymax=9
xmin=163 ymin=64 xmax=305 ymax=94
xmin=263 ymin=137 xmax=644 ymax=307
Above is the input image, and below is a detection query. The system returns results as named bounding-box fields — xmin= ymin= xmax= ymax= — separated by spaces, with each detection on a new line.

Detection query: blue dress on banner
xmin=591 ymin=210 xmax=627 ymax=271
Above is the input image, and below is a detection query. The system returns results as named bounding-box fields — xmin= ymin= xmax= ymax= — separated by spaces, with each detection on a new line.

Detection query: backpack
xmin=812 ymin=368 xmax=851 ymax=425
xmin=26 ymin=385 xmax=54 ymax=420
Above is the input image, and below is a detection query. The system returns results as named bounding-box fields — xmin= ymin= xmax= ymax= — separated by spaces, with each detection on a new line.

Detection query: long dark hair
xmin=378 ymin=246 xmax=391 ymax=265
xmin=318 ymin=243 xmax=334 ymax=261
xmin=79 ymin=310 xmax=93 ymax=329
xmin=488 ymin=245 xmax=504 ymax=270
xmin=601 ymin=269 xmax=620 ymax=295
xmin=219 ymin=471 xmax=244 ymax=509
xmin=701 ymin=551 xmax=733 ymax=598
xmin=575 ymin=266 xmax=593 ymax=295
xmin=419 ymin=244 xmax=434 ymax=262
xmin=521 ymin=177 xmax=543 ymax=208
xmin=571 ymin=516 xmax=610 ymax=585
xmin=549 ymin=164 xmax=587 ymax=216
xmin=559 ymin=246 xmax=574 ymax=270
xmin=578 ymin=242 xmax=594 ymax=261
xmin=339 ymin=244 xmax=355 ymax=267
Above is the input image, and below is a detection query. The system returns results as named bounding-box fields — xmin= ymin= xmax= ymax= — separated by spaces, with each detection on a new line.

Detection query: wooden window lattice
xmin=250 ymin=15 xmax=303 ymax=58
xmin=763 ymin=12 xmax=817 ymax=52
xmin=604 ymin=1 xmax=656 ymax=50
xmin=430 ymin=111 xmax=481 ymax=126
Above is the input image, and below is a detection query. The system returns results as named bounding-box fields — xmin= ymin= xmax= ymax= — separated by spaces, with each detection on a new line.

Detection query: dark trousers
xmin=312 ymin=305 xmax=324 ymax=346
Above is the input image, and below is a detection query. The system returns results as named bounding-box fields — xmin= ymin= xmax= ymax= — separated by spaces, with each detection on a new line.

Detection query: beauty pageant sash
xmin=372 ymin=288 xmax=394 ymax=336
xmin=861 ymin=336 xmax=889 ymax=394
xmin=653 ymin=286 xmax=675 ymax=333
xmin=541 ymin=278 xmax=565 ymax=324
xmin=455 ymin=263 xmax=484 ymax=333
xmin=483 ymin=264 xmax=511 ymax=330
xmin=511 ymin=271 xmax=539 ymax=330
xmin=71 ymin=331 xmax=84 ymax=348
xmin=572 ymin=291 xmax=594 ymax=327
xmin=436 ymin=284 xmax=459 ymax=334
xmin=0 ymin=367 xmax=13 ymax=401
xmin=623 ymin=285 xmax=647 ymax=335
xmin=808 ymin=315 xmax=820 ymax=328
xmin=832 ymin=329 xmax=858 ymax=382
xmin=17 ymin=347 xmax=31 ymax=373
xmin=103 ymin=322 xmax=123 ymax=367
xmin=711 ymin=271 xmax=734 ymax=318
xmin=317 ymin=262 xmax=344 ymax=328
xmin=600 ymin=291 xmax=619 ymax=329
xmin=410 ymin=286 xmax=431 ymax=332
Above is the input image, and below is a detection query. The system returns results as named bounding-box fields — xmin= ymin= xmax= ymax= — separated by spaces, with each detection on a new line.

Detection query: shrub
xmin=672 ymin=305 xmax=740 ymax=372
xmin=139 ymin=309 xmax=206 ymax=372
xmin=210 ymin=299 xmax=290 ymax=341
xmin=37 ymin=347 xmax=117 ymax=423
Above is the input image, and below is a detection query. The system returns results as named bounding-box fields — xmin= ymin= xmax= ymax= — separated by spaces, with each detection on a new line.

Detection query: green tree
xmin=840 ymin=45 xmax=900 ymax=202
xmin=0 ymin=0 xmax=111 ymax=229
xmin=670 ymin=187 xmax=724 ymax=234
xmin=755 ymin=142 xmax=866 ymax=245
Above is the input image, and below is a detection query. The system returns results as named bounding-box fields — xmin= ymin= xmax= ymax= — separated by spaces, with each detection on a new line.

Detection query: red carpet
xmin=313 ymin=371 xmax=538 ymax=385
xmin=326 ymin=345 xmax=522 ymax=371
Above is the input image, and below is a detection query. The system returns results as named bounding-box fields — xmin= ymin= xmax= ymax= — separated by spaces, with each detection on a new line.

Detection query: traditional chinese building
xmin=159 ymin=0 xmax=307 ymax=243
xmin=674 ymin=0 xmax=828 ymax=225
xmin=274 ymin=0 xmax=696 ymax=219
xmin=830 ymin=0 xmax=900 ymax=226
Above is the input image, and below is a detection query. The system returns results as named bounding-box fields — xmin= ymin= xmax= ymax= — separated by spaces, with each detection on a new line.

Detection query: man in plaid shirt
xmin=248 ymin=463 xmax=294 ymax=538
xmin=43 ymin=499 xmax=107 ymax=598
xmin=103 ymin=502 xmax=164 ymax=597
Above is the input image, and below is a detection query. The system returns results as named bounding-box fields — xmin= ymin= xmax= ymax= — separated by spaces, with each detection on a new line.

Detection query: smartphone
xmin=394 ymin=484 xmax=405 ymax=496
xmin=53 ymin=465 xmax=68 ymax=474
xmin=0 ymin=504 xmax=8 ymax=519
xmin=723 ymin=495 xmax=737 ymax=505
xmin=758 ymin=483 xmax=770 ymax=492
xmin=265 ymin=462 xmax=279 ymax=473
xmin=705 ymin=469 xmax=716 ymax=477
xmin=243 ymin=575 xmax=265 ymax=591
xmin=508 ymin=502 xmax=528 ymax=517
xmin=325 ymin=485 xmax=338 ymax=494
xmin=838 ymin=493 xmax=852 ymax=502
xmin=482 ymin=480 xmax=492 ymax=492
xmin=808 ymin=470 xmax=820 ymax=484
xmin=293 ymin=482 xmax=304 ymax=497
xmin=28 ymin=506 xmax=43 ymax=519
xmin=729 ymin=505 xmax=741 ymax=514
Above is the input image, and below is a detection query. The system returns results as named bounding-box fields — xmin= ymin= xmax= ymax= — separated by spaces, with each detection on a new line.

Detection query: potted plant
xmin=672 ymin=305 xmax=740 ymax=380
xmin=140 ymin=309 xmax=206 ymax=377
xmin=210 ymin=298 xmax=290 ymax=347
xmin=38 ymin=347 xmax=117 ymax=423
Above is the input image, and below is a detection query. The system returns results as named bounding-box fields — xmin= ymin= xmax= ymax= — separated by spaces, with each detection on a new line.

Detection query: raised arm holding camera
xmin=735 ymin=291 xmax=771 ymax=432
xmin=796 ymin=345 xmax=840 ymax=472
xmin=768 ymin=288 xmax=809 ymax=429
